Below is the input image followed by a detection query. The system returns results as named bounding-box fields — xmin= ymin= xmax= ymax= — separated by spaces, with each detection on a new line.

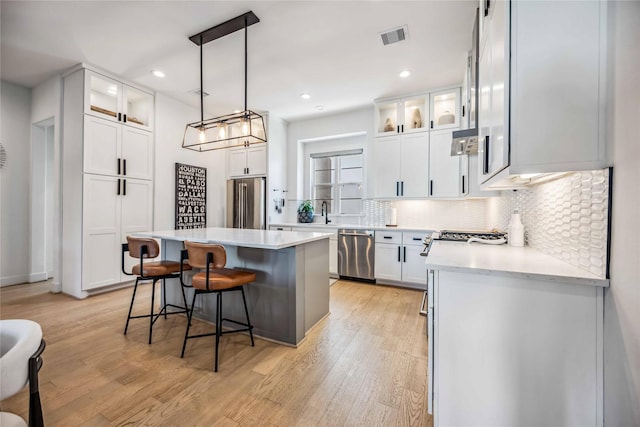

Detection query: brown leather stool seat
xmin=122 ymin=236 xmax=191 ymax=344
xmin=179 ymin=241 xmax=255 ymax=372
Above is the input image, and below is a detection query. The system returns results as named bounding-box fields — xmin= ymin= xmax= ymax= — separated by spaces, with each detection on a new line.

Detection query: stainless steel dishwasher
xmin=338 ymin=229 xmax=375 ymax=282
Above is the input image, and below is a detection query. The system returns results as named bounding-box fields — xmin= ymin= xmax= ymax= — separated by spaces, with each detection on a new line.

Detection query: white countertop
xmin=135 ymin=227 xmax=332 ymax=250
xmin=425 ymin=241 xmax=609 ymax=287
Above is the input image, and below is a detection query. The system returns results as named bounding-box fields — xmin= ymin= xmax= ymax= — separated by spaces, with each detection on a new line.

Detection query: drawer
xmin=375 ymin=231 xmax=402 ymax=244
xmin=270 ymin=226 xmax=292 ymax=231
xmin=403 ymin=232 xmax=427 ymax=246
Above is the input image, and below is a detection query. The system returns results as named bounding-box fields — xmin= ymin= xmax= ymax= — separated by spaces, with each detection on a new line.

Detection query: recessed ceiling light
xmin=300 ymin=93 xmax=311 ymax=100
xmin=399 ymin=70 xmax=411 ymax=78
xmin=315 ymin=105 xmax=324 ymax=111
xmin=151 ymin=70 xmax=165 ymax=78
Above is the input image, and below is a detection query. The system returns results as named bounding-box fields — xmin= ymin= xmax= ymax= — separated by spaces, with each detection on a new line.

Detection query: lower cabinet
xmin=374 ymin=231 xmax=427 ymax=289
xmin=430 ymin=269 xmax=604 ymax=426
xmin=82 ymin=174 xmax=152 ymax=290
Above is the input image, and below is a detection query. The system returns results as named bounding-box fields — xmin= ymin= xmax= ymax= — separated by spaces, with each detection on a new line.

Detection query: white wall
xmin=30 ymin=76 xmax=62 ymax=289
xmin=0 ymin=81 xmax=32 ymax=286
xmin=287 ymin=107 xmax=374 ymax=204
xmin=266 ymin=115 xmax=288 ymax=225
xmin=604 ymin=1 xmax=640 ymax=424
xmin=154 ymin=93 xmax=226 ymax=230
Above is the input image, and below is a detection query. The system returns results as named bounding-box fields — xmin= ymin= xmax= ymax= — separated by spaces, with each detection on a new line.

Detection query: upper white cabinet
xmin=375 ymin=94 xmax=429 ymax=137
xmin=84 ymin=115 xmax=153 ymax=180
xmin=478 ymin=0 xmax=608 ymax=186
xmin=374 ymin=133 xmax=429 ymax=199
xmin=429 ymin=87 xmax=461 ymax=131
xmin=228 ymin=144 xmax=267 ymax=178
xmin=85 ymin=70 xmax=154 ymax=131
xmin=429 ymin=129 xmax=467 ymax=199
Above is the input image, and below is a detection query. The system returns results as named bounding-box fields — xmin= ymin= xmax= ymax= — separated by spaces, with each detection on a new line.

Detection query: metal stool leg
xmin=162 ymin=278 xmax=168 ymax=319
xmin=181 ymin=291 xmax=198 ymax=358
xmin=149 ymin=278 xmax=157 ymax=345
xmin=215 ymin=292 xmax=222 ymax=372
xmin=124 ymin=277 xmax=140 ymax=335
xmin=241 ymin=287 xmax=255 ymax=346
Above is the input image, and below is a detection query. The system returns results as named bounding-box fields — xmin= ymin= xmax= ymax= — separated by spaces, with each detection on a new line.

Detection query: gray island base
xmin=135 ymin=228 xmax=331 ymax=346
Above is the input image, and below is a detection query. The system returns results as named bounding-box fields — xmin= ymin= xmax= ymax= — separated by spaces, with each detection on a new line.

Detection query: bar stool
xmin=179 ymin=241 xmax=255 ymax=372
xmin=122 ymin=236 xmax=191 ymax=344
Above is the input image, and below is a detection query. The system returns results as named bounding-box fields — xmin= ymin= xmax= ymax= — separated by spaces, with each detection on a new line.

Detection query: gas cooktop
xmin=437 ymin=230 xmax=506 ymax=242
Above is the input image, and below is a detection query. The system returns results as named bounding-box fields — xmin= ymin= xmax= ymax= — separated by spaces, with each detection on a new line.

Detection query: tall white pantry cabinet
xmin=62 ymin=66 xmax=154 ymax=296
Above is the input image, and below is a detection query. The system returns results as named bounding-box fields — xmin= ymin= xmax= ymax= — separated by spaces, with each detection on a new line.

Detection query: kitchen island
xmin=135 ymin=228 xmax=332 ymax=346
xmin=425 ymin=241 xmax=608 ymax=426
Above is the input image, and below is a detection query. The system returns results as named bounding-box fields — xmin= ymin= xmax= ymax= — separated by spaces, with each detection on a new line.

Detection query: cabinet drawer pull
xmin=412 ymin=237 xmax=421 ymax=241
xmin=117 ymin=158 xmax=121 ymax=175
xmin=483 ymin=135 xmax=490 ymax=174
xmin=383 ymin=236 xmax=393 ymax=239
xmin=396 ymin=181 xmax=399 ymax=196
xmin=117 ymin=179 xmax=121 ymax=195
xmin=401 ymin=181 xmax=404 ymax=196
xmin=123 ymin=159 xmax=127 ymax=176
xmin=403 ymin=246 xmax=407 ymax=263
xmin=397 ymin=125 xmax=400 ymax=134
xmin=397 ymin=246 xmax=401 ymax=262
xmin=123 ymin=179 xmax=127 ymax=196
xmin=401 ymin=124 xmax=404 ymax=133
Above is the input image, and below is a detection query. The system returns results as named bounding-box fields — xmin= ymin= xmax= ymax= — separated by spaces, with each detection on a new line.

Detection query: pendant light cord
xmin=244 ymin=17 xmax=248 ymax=113
xmin=200 ymin=35 xmax=204 ymax=125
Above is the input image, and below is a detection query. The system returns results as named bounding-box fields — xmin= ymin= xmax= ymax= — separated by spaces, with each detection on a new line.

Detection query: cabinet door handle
xmin=396 ymin=181 xmax=399 ymax=196
xmin=118 ymin=112 xmax=122 ymax=122
xmin=117 ymin=179 xmax=121 ymax=195
xmin=397 ymin=246 xmax=401 ymax=262
xmin=403 ymin=246 xmax=407 ymax=263
xmin=462 ymin=175 xmax=466 ymax=194
xmin=246 ymin=167 xmax=249 ymax=174
xmin=430 ymin=120 xmax=434 ymax=129
xmin=430 ymin=180 xmax=434 ymax=196
xmin=117 ymin=158 xmax=121 ymax=175
xmin=401 ymin=124 xmax=404 ymax=133
xmin=123 ymin=179 xmax=127 ymax=196
xmin=397 ymin=125 xmax=400 ymax=134
xmin=483 ymin=135 xmax=490 ymax=174
xmin=123 ymin=114 xmax=127 ymax=123
xmin=462 ymin=105 xmax=465 ymax=117
xmin=484 ymin=0 xmax=490 ymax=16
xmin=123 ymin=159 xmax=127 ymax=176
xmin=401 ymin=181 xmax=404 ymax=196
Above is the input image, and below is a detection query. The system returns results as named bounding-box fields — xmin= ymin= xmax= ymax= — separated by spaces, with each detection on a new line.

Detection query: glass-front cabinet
xmin=375 ymin=93 xmax=428 ymax=137
xmin=429 ymin=87 xmax=461 ymax=131
xmin=84 ymin=70 xmax=154 ymax=131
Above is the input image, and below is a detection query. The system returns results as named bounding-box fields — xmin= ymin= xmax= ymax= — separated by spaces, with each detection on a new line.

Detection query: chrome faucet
xmin=321 ymin=201 xmax=331 ymax=225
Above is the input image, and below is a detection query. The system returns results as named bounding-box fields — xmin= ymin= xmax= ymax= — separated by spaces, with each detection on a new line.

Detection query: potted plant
xmin=297 ymin=200 xmax=314 ymax=223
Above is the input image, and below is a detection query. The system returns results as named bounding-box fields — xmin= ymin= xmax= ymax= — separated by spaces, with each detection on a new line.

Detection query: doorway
xmin=30 ymin=118 xmax=55 ymax=283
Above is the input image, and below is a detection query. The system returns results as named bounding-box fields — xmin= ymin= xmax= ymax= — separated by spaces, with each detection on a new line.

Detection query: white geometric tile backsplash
xmin=488 ymin=169 xmax=609 ymax=278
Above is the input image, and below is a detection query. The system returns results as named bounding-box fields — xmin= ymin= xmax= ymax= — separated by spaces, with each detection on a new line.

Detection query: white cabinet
xmin=429 ymin=87 xmax=461 ymax=131
xmin=269 ymin=225 xmax=292 ymax=231
xmin=374 ymin=133 xmax=429 ymax=199
xmin=428 ymin=129 xmax=467 ymax=199
xmin=478 ymin=0 xmax=608 ymax=187
xmin=288 ymin=226 xmax=338 ymax=277
xmin=431 ymin=269 xmax=603 ymax=426
xmin=82 ymin=175 xmax=153 ymax=290
xmin=62 ymin=66 xmax=155 ymax=295
xmin=84 ymin=115 xmax=153 ymax=180
xmin=85 ymin=69 xmax=154 ymax=132
xmin=375 ymin=93 xmax=429 ymax=137
xmin=228 ymin=144 xmax=267 ymax=178
xmin=375 ymin=231 xmax=427 ymax=288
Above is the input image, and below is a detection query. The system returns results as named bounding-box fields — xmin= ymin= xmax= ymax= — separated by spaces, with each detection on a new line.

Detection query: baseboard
xmin=29 ymin=272 xmax=48 ymax=283
xmin=0 ymin=274 xmax=30 ymax=287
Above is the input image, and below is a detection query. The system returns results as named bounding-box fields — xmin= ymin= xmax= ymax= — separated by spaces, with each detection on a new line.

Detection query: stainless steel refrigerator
xmin=226 ymin=177 xmax=266 ymax=229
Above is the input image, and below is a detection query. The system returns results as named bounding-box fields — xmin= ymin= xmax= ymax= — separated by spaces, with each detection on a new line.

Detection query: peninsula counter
xmin=135 ymin=228 xmax=332 ymax=346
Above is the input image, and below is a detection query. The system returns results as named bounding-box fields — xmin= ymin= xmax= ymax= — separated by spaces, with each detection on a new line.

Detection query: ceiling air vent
xmin=190 ymin=88 xmax=210 ymax=97
xmin=380 ymin=25 xmax=408 ymax=46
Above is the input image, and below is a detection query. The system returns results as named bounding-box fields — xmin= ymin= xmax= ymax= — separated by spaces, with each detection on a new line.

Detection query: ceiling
xmin=0 ymin=1 xmax=477 ymax=122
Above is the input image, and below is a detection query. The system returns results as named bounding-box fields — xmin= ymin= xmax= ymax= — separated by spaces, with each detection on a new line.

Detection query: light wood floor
xmin=0 ymin=279 xmax=431 ymax=426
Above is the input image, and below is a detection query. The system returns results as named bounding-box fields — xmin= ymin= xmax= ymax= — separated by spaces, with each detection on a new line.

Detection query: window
xmin=311 ymin=149 xmax=363 ymax=214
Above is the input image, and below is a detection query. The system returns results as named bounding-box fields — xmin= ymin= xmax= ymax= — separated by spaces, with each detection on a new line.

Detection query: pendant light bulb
xmin=199 ymin=127 xmax=206 ymax=143
xmin=218 ymin=122 xmax=228 ymax=140
xmin=240 ymin=115 xmax=250 ymax=136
